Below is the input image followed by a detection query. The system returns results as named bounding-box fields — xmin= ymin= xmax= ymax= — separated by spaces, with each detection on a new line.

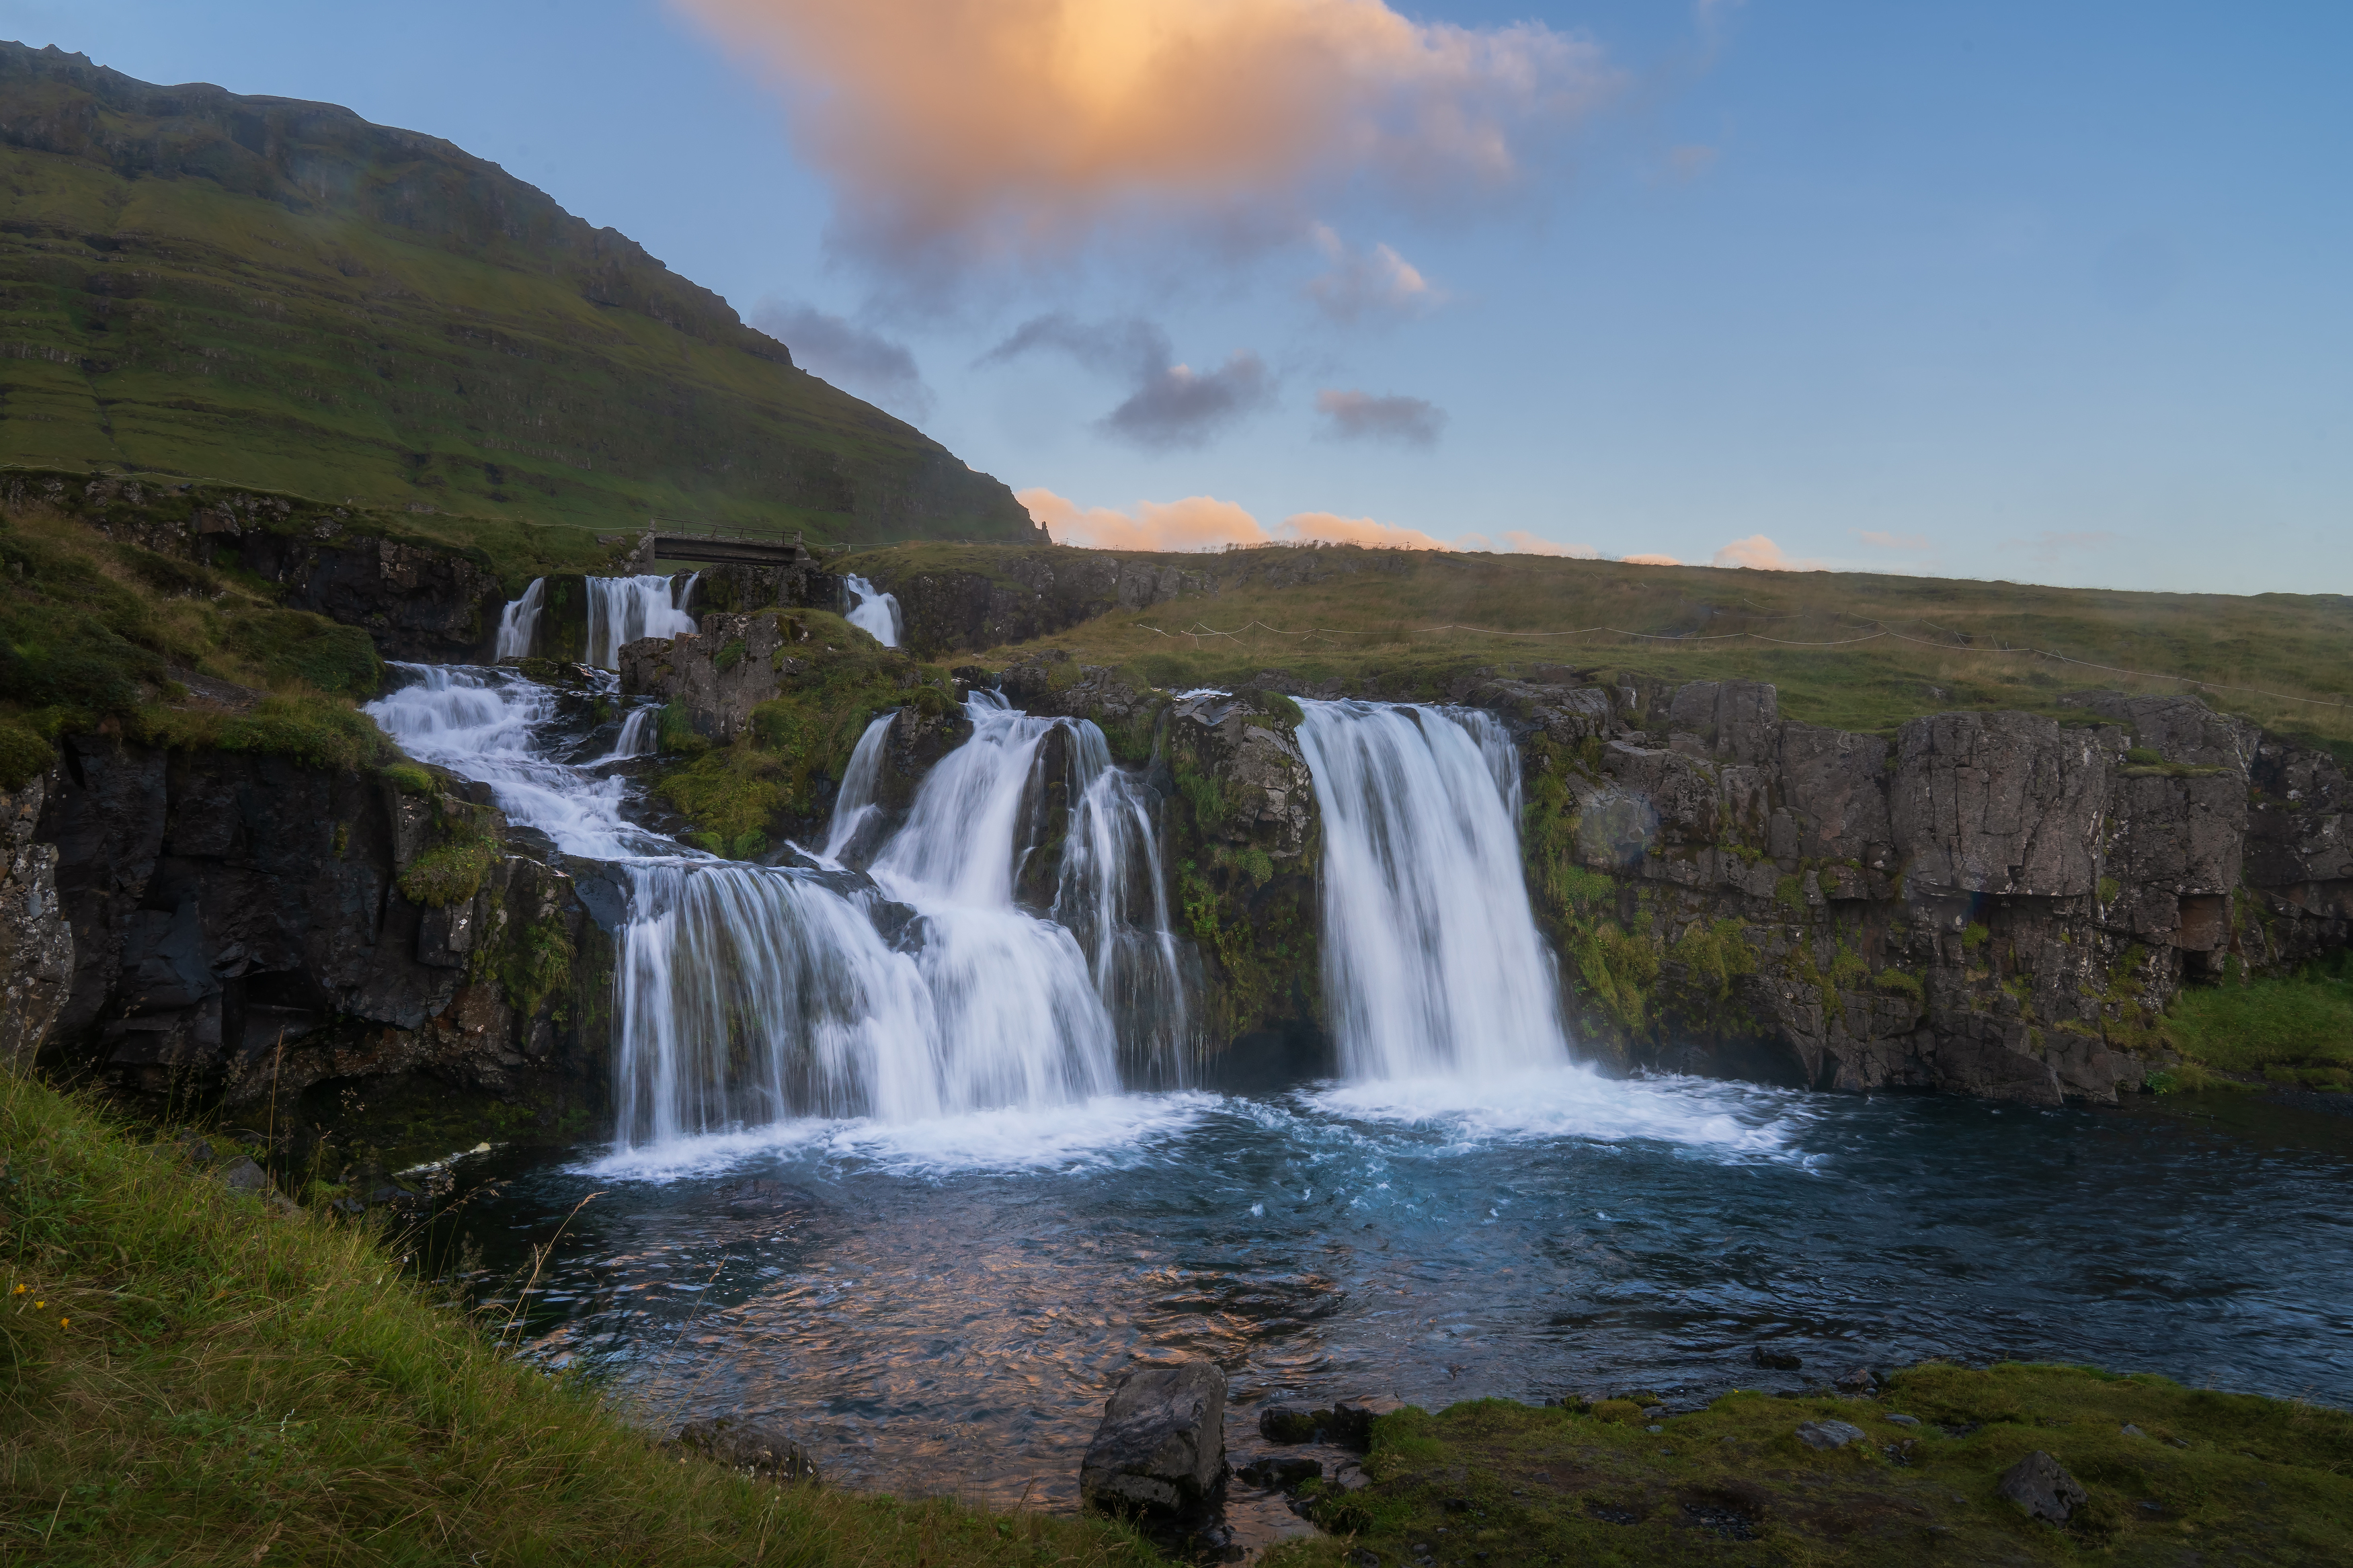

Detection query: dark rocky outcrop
xmin=22 ymin=733 xmax=612 ymax=1156
xmin=1080 ymin=1360 xmax=1228 ymax=1514
xmin=1997 ymin=1450 xmax=2087 ymax=1524
xmin=672 ymin=1417 xmax=821 ymax=1483
xmin=1 ymin=766 xmax=73 ymax=1066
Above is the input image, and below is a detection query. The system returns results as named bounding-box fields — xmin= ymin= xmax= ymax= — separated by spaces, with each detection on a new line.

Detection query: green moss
xmin=2126 ymin=745 xmax=2163 ymax=764
xmin=0 ymin=716 xmax=50 ymax=789
xmin=2099 ymin=876 xmax=2121 ymax=904
xmin=381 ymin=761 xmax=436 ymax=796
xmin=134 ymin=694 xmax=392 ymax=774
xmin=713 ymin=637 xmax=748 ymax=673
xmin=1872 ymin=966 xmax=1925 ymax=999
xmin=1568 ymin=917 xmax=1662 ymax=1037
xmin=653 ymin=747 xmax=786 ymax=847
xmin=655 ymin=700 xmax=709 ymax=755
xmin=1774 ymin=872 xmax=1804 ymax=909
xmin=396 ymin=836 xmax=495 ymax=907
xmin=1272 ymin=1362 xmax=2353 ymax=1568
xmin=1962 ymin=921 xmax=1991 ymax=949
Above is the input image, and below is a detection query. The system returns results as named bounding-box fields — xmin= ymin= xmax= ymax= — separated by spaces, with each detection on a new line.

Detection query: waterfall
xmin=368 ymin=671 xmax=1191 ymax=1151
xmin=844 ymin=575 xmax=902 ymax=648
xmin=587 ymin=573 xmax=699 ymax=669
xmin=1293 ymin=700 xmax=1570 ymax=1081
xmin=494 ymin=579 xmax=545 ymax=659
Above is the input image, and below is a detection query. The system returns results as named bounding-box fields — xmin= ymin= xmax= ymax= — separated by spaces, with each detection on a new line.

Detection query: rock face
xmin=673 ymin=1417 xmax=820 ymax=1483
xmin=1 ymin=767 xmax=73 ymax=1066
xmin=1080 ymin=1360 xmax=1228 ymax=1514
xmin=619 ymin=611 xmax=816 ymax=745
xmin=11 ymin=471 xmax=508 ymax=661
xmin=28 ymin=734 xmax=611 ymax=1147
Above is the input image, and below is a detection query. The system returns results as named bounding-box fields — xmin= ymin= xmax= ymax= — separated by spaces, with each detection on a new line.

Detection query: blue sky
xmin=6 ymin=1 xmax=2347 ymax=592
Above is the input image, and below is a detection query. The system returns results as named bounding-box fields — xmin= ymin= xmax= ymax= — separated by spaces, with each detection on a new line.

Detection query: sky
xmin=5 ymin=1 xmax=2348 ymax=593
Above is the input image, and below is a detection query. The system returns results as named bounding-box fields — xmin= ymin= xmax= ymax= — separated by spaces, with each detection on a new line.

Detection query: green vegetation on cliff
xmin=0 ymin=489 xmax=393 ymax=786
xmin=0 ymin=44 xmax=1037 ymax=545
xmin=1271 ymin=1364 xmax=2352 ymax=1567
xmin=929 ymin=542 xmax=2353 ymax=755
xmin=2162 ymin=954 xmax=2353 ymax=1092
xmin=0 ymin=1069 xmax=1158 ymax=1565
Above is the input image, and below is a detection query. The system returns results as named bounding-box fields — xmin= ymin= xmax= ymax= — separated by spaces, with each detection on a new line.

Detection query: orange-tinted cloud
xmin=1621 ymin=552 xmax=1683 ymax=567
xmin=1712 ymin=534 xmax=1823 ymax=571
xmin=672 ymin=0 xmax=1612 ymax=284
xmin=1021 ymin=488 xmax=1268 ymax=551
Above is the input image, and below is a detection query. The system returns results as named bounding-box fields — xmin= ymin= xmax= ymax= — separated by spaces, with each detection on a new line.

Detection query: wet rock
xmin=1749 ymin=1346 xmax=1803 ymax=1371
xmin=1080 ymin=1360 xmax=1227 ymax=1514
xmin=1259 ymin=1404 xmax=1331 ymax=1444
xmin=0 ymin=766 xmax=72 ymax=1068
xmin=1884 ymin=1413 xmax=1921 ymax=1428
xmin=1237 ymin=1454 xmax=1323 ymax=1488
xmin=1329 ymin=1395 xmax=1407 ymax=1450
xmin=1833 ymin=1365 xmax=1879 ymax=1394
xmin=1794 ymin=1420 xmax=1868 ymax=1451
xmin=674 ymin=1416 xmax=821 ymax=1481
xmin=1997 ymin=1450 xmax=2087 ymax=1524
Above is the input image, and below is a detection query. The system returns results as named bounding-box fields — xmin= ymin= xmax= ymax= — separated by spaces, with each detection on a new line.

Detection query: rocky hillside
xmin=0 ymin=42 xmax=1043 ymax=544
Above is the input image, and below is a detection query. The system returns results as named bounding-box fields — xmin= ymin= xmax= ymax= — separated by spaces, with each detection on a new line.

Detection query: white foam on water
xmin=580 ymin=1090 xmax=1220 ymax=1182
xmin=1307 ymin=1065 xmax=1811 ymax=1160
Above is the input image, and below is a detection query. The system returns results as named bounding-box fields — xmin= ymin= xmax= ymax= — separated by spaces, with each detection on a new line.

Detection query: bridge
xmin=625 ymin=525 xmax=844 ymax=570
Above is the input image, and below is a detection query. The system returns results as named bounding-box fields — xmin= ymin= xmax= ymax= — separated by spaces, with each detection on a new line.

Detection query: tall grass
xmin=0 ymin=1071 xmax=1162 ymax=1566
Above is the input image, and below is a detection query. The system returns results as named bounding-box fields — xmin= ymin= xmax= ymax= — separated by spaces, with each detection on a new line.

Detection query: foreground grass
xmin=1272 ymin=1365 xmax=2353 ymax=1567
xmin=0 ymin=1071 xmax=1160 ymax=1567
xmin=860 ymin=542 xmax=2353 ymax=755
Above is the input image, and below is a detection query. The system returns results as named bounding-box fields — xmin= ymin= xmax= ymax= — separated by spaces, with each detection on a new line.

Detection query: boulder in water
xmin=1749 ymin=1345 xmax=1803 ymax=1370
xmin=1329 ymin=1395 xmax=1407 ymax=1450
xmin=1997 ymin=1450 xmax=2087 ymax=1524
xmin=1259 ymin=1403 xmax=1331 ymax=1444
xmin=1080 ymin=1360 xmax=1226 ymax=1514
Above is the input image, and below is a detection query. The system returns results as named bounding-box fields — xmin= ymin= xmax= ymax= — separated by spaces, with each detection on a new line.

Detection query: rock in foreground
xmin=1080 ymin=1360 xmax=1226 ymax=1514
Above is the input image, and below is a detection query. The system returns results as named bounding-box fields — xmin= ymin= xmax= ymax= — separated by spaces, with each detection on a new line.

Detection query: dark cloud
xmin=752 ymin=301 xmax=934 ymax=420
xmin=1314 ymin=388 xmax=1446 ymax=448
xmin=981 ymin=313 xmax=1276 ymax=450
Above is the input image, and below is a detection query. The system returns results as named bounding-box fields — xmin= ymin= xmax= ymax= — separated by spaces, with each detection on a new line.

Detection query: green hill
xmin=0 ymin=42 xmax=1041 ymax=546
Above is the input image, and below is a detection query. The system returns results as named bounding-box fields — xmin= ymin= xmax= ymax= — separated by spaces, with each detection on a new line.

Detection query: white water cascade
xmin=366 ymin=667 xmax=1191 ymax=1151
xmin=494 ymin=578 xmax=545 ymax=659
xmin=843 ymin=575 xmax=902 ymax=648
xmin=587 ymin=573 xmax=699 ymax=669
xmin=1293 ymin=700 xmax=1572 ymax=1081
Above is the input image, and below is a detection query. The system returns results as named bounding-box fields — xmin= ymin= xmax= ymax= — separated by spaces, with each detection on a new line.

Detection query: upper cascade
xmin=587 ymin=574 xmax=699 ymax=669
xmin=843 ymin=575 xmax=903 ymax=649
xmin=1293 ymin=700 xmax=1572 ymax=1081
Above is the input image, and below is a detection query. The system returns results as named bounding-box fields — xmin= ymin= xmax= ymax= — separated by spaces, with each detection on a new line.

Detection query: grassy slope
xmin=0 ymin=497 xmax=397 ymax=787
xmin=0 ymin=1071 xmax=1160 ymax=1567
xmin=1273 ymin=1368 xmax=2352 ymax=1567
xmin=897 ymin=543 xmax=2353 ymax=755
xmin=2160 ymin=954 xmax=2353 ymax=1090
xmin=0 ymin=54 xmax=1033 ymax=545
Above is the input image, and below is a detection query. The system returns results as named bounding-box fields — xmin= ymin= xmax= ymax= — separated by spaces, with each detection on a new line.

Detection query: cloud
xmin=670 ymin=0 xmax=1614 ymax=292
xmin=1314 ymin=388 xmax=1446 ymax=446
xmin=1306 ymin=224 xmax=1442 ymax=321
xmin=1855 ymin=529 xmax=1931 ymax=552
xmin=1021 ymin=488 xmax=1265 ymax=551
xmin=751 ymin=300 xmax=933 ymax=418
xmin=1621 ymin=552 xmax=1683 ymax=567
xmin=982 ymin=313 xmax=1276 ymax=449
xmin=1712 ymin=534 xmax=1824 ymax=571
xmin=2005 ymin=530 xmax=2122 ymax=563
xmin=1503 ymin=530 xmax=1598 ymax=558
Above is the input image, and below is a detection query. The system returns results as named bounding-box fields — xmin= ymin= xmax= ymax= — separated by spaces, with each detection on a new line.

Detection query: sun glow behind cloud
xmin=670 ymin=0 xmax=1613 ymax=287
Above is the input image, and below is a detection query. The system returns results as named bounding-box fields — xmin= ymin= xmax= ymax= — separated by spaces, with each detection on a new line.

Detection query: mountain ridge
xmin=0 ymin=40 xmax=1043 ymax=544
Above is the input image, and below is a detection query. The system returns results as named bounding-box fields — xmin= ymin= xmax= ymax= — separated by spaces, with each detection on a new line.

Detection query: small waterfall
xmin=844 ymin=575 xmax=902 ymax=648
xmin=822 ymin=713 xmax=896 ymax=866
xmin=1293 ymin=700 xmax=1570 ymax=1081
xmin=1052 ymin=726 xmax=1193 ymax=1085
xmin=587 ymin=573 xmax=699 ymax=669
xmin=495 ymin=579 xmax=545 ymax=659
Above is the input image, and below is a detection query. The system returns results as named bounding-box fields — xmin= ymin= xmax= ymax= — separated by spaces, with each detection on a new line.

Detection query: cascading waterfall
xmin=587 ymin=573 xmax=699 ymax=669
xmin=843 ymin=575 xmax=902 ymax=648
xmin=494 ymin=578 xmax=545 ymax=659
xmin=1293 ymin=700 xmax=1571 ymax=1081
xmin=368 ymin=667 xmax=1191 ymax=1151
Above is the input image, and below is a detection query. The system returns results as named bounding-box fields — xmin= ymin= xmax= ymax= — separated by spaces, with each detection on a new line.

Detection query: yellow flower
xmin=59 ymin=1318 xmax=69 ymax=1329
xmin=9 ymin=1284 xmax=22 ymax=1294
xmin=33 ymin=1301 xmax=43 ymax=1309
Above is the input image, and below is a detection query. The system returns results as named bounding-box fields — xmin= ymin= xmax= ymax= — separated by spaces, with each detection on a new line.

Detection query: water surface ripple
xmin=452 ymin=1075 xmax=2353 ymax=1511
